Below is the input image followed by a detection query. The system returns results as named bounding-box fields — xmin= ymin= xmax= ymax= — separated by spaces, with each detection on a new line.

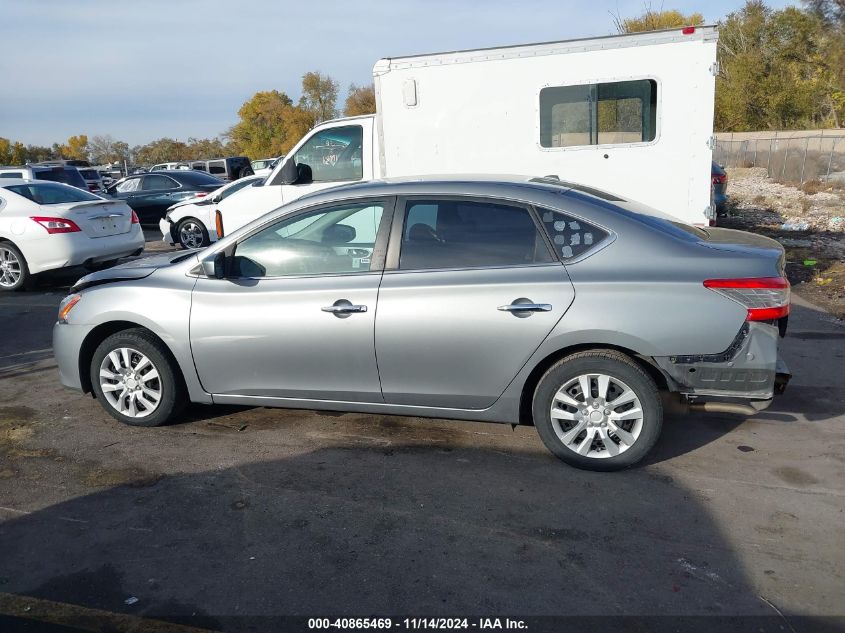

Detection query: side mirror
xmin=200 ymin=252 xmax=226 ymax=279
xmin=211 ymin=194 xmax=222 ymax=203
xmin=279 ymin=159 xmax=299 ymax=185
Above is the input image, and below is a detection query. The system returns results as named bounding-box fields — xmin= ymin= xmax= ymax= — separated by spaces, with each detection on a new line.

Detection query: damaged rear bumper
xmin=654 ymin=322 xmax=790 ymax=407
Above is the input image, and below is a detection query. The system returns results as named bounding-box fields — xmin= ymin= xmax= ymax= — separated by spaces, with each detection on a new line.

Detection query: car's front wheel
xmin=0 ymin=242 xmax=30 ymax=292
xmin=532 ymin=350 xmax=662 ymax=471
xmin=176 ymin=218 xmax=209 ymax=250
xmin=90 ymin=329 xmax=187 ymax=427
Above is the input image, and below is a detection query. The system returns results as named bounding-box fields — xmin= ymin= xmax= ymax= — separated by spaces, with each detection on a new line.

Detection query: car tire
xmin=90 ymin=328 xmax=187 ymax=427
xmin=532 ymin=350 xmax=662 ymax=471
xmin=238 ymin=167 xmax=254 ymax=179
xmin=176 ymin=218 xmax=209 ymax=250
xmin=0 ymin=242 xmax=30 ymax=292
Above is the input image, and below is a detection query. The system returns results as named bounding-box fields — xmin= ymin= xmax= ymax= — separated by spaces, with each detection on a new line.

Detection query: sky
xmin=0 ymin=0 xmax=797 ymax=147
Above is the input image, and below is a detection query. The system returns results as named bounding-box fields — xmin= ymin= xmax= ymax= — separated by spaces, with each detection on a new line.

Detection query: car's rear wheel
xmin=0 ymin=242 xmax=29 ymax=292
xmin=532 ymin=350 xmax=662 ymax=471
xmin=177 ymin=218 xmax=209 ymax=249
xmin=90 ymin=329 xmax=187 ymax=427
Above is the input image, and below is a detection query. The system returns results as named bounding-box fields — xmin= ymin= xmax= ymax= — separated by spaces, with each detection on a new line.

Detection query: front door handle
xmin=322 ymin=299 xmax=367 ymax=315
xmin=498 ymin=301 xmax=553 ymax=313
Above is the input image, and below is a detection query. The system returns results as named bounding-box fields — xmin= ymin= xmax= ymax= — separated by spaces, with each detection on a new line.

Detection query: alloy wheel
xmin=179 ymin=221 xmax=205 ymax=249
xmin=0 ymin=246 xmax=22 ymax=288
xmin=549 ymin=373 xmax=644 ymax=459
xmin=99 ymin=347 xmax=162 ymax=418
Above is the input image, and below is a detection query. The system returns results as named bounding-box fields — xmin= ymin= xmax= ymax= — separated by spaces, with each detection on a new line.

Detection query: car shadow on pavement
xmin=2 ymin=444 xmax=835 ymax=633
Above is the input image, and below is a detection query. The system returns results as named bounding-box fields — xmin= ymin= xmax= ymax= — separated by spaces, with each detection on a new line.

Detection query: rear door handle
xmin=498 ymin=302 xmax=552 ymax=312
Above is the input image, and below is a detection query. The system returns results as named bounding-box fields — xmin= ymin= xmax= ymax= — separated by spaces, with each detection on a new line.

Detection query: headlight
xmin=58 ymin=294 xmax=81 ymax=323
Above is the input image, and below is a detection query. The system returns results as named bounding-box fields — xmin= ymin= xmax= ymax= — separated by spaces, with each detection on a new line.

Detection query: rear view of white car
xmin=0 ymin=180 xmax=144 ymax=291
xmin=159 ymin=175 xmax=263 ymax=249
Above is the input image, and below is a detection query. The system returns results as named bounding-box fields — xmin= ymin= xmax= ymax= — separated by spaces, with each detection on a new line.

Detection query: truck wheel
xmin=90 ymin=328 xmax=187 ymax=427
xmin=0 ymin=242 xmax=30 ymax=292
xmin=532 ymin=350 xmax=662 ymax=471
xmin=177 ymin=218 xmax=209 ymax=250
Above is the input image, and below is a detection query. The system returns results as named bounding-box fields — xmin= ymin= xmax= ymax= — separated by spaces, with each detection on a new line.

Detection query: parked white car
xmin=159 ymin=175 xmax=263 ymax=249
xmin=0 ymin=180 xmax=144 ymax=291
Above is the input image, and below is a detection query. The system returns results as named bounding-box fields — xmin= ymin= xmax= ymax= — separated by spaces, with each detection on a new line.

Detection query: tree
xmin=299 ymin=71 xmax=339 ymax=123
xmin=614 ymin=6 xmax=704 ymax=32
xmin=344 ymin=83 xmax=376 ymax=116
xmin=60 ymin=135 xmax=89 ymax=161
xmin=716 ymin=1 xmax=834 ymax=130
xmin=89 ymin=135 xmax=131 ymax=165
xmin=228 ymin=90 xmax=316 ymax=158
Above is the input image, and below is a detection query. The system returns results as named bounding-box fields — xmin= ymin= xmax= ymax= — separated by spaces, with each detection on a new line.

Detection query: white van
xmin=217 ymin=26 xmax=718 ymax=234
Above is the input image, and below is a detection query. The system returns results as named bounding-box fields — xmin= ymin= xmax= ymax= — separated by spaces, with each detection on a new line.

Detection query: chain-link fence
xmin=713 ymin=134 xmax=845 ymax=185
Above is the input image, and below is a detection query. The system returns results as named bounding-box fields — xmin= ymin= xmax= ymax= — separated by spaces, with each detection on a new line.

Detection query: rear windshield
xmin=175 ymin=171 xmax=225 ymax=185
xmin=5 ymin=182 xmax=101 ymax=204
xmin=77 ymin=169 xmax=100 ymax=180
xmin=35 ymin=167 xmax=87 ymax=189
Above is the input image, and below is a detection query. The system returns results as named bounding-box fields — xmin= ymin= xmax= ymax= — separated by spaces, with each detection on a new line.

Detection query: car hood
xmin=71 ymin=250 xmax=201 ymax=292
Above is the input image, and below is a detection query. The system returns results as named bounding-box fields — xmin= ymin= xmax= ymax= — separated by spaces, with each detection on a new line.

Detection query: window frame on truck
xmin=537 ymin=76 xmax=660 ymax=151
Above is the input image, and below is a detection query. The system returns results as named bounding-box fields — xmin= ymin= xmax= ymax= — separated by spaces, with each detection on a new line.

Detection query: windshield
xmin=5 ymin=182 xmax=101 ymax=204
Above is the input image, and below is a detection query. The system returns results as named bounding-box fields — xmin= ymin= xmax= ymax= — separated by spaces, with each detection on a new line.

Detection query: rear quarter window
xmin=537 ymin=207 xmax=610 ymax=260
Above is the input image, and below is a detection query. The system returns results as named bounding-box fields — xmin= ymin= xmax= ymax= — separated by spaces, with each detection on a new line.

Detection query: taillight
xmin=682 ymin=26 xmax=696 ymax=34
xmin=712 ymin=174 xmax=726 ymax=185
xmin=215 ymin=210 xmax=224 ymax=239
xmin=31 ymin=216 xmax=81 ymax=234
xmin=195 ymin=192 xmax=208 ymax=198
xmin=131 ymin=210 xmax=139 ymax=224
xmin=704 ymin=277 xmax=790 ymax=321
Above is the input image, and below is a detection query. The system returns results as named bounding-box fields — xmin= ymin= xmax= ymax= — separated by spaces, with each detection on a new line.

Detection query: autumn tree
xmin=299 ymin=71 xmax=339 ymax=123
xmin=56 ymin=135 xmax=90 ymax=161
xmin=344 ymin=83 xmax=376 ymax=116
xmin=614 ymin=6 xmax=704 ymax=32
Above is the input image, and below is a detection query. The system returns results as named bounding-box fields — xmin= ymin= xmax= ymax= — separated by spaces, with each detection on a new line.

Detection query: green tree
xmin=299 ymin=71 xmax=339 ymax=123
xmin=614 ymin=6 xmax=704 ymax=32
xmin=344 ymin=83 xmax=376 ymax=116
xmin=716 ymin=1 xmax=834 ymax=130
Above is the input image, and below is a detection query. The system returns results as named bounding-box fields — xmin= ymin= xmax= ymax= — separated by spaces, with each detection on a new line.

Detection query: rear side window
xmin=540 ymin=79 xmax=657 ymax=148
xmin=0 ymin=172 xmax=23 ymax=179
xmin=208 ymin=161 xmax=226 ymax=176
xmin=537 ymin=207 xmax=609 ymax=260
xmin=142 ymin=175 xmax=177 ymax=190
xmin=35 ymin=168 xmax=87 ymax=189
xmin=6 ymin=183 xmax=100 ymax=204
xmin=399 ymin=199 xmax=554 ymax=271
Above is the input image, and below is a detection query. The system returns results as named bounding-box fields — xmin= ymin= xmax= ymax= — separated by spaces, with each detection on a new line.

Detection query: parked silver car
xmin=52 ymin=176 xmax=791 ymax=470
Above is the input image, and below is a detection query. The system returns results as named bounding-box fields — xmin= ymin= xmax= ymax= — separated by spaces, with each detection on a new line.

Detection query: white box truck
xmin=215 ymin=25 xmax=718 ymax=235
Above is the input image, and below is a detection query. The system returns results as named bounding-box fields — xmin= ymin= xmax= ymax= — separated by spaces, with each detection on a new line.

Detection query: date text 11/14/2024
xmin=307 ymin=618 xmax=528 ymax=630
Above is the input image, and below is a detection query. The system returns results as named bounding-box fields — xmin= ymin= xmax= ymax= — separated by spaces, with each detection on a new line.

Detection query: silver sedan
xmin=53 ymin=176 xmax=791 ymax=470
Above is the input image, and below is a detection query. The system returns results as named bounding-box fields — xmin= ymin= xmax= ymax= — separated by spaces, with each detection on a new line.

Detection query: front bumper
xmin=654 ymin=322 xmax=788 ymax=402
xmin=159 ymin=217 xmax=176 ymax=245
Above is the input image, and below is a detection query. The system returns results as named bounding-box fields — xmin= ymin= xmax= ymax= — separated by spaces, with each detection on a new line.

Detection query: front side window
xmin=231 ymin=202 xmax=385 ymax=278
xmin=540 ymin=79 xmax=657 ymax=148
xmin=292 ymin=125 xmax=363 ymax=183
xmin=6 ymin=183 xmax=100 ymax=204
xmin=142 ymin=175 xmax=178 ymax=191
xmin=537 ymin=207 xmax=609 ymax=260
xmin=115 ymin=177 xmax=141 ymax=193
xmin=399 ymin=199 xmax=553 ymax=271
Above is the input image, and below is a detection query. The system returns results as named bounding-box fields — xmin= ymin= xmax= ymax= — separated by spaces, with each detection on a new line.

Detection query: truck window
xmin=292 ymin=125 xmax=363 ymax=183
xmin=539 ymin=79 xmax=657 ymax=148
